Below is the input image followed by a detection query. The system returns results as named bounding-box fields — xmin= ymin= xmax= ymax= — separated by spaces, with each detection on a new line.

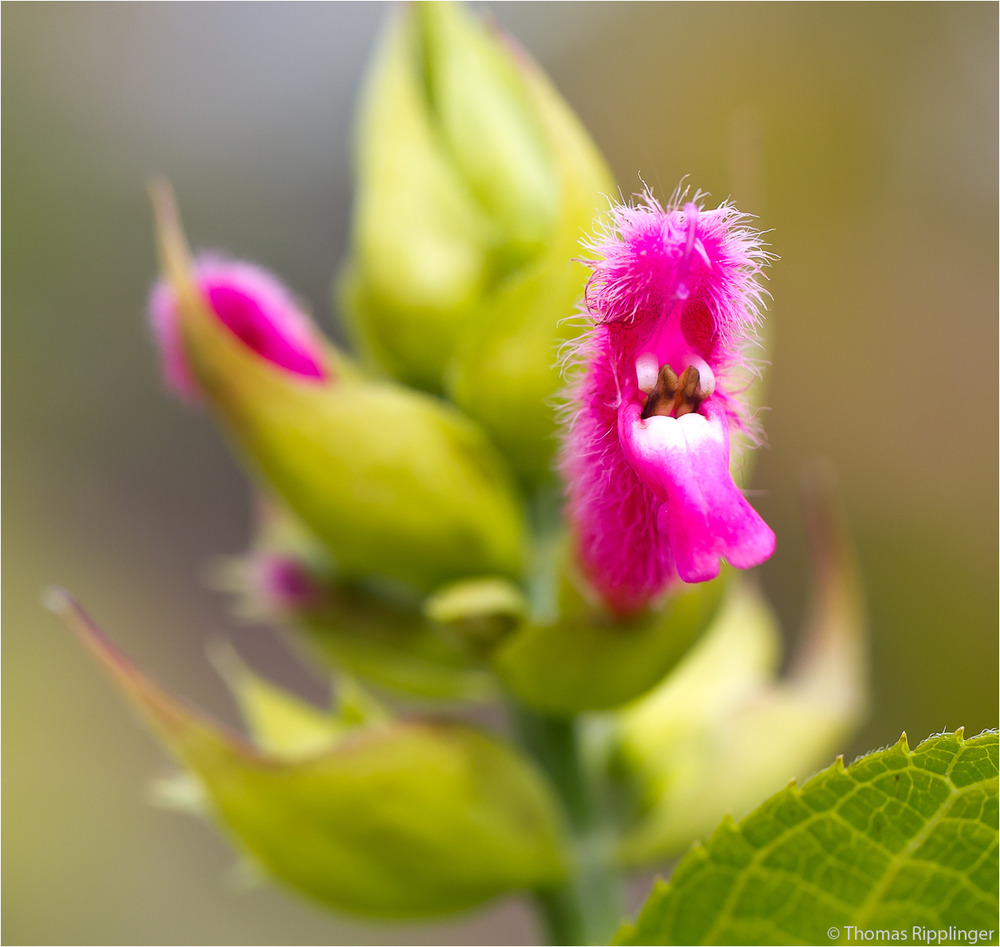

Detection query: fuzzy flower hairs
xmin=561 ymin=191 xmax=775 ymax=616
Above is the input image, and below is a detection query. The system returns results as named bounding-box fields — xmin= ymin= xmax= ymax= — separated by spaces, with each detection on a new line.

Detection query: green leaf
xmin=615 ymin=730 xmax=999 ymax=946
xmin=51 ymin=592 xmax=569 ymax=918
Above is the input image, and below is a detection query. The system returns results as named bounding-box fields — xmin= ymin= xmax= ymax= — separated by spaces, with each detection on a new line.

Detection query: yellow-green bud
xmin=341 ymin=1 xmax=614 ymax=482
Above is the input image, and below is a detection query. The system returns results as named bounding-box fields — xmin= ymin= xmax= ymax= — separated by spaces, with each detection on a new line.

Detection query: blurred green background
xmin=3 ymin=3 xmax=996 ymax=944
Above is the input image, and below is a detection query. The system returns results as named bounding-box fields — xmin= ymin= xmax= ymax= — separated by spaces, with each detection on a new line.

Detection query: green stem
xmin=516 ymin=488 xmax=625 ymax=944
xmin=512 ymin=705 xmax=625 ymax=946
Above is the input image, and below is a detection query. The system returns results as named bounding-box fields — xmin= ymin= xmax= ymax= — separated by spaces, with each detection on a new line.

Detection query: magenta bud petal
xmin=561 ymin=189 xmax=774 ymax=614
xmin=149 ymin=256 xmax=327 ymax=400
xmin=253 ymin=553 xmax=326 ymax=614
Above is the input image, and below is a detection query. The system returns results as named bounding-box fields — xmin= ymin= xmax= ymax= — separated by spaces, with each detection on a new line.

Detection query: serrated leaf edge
xmin=616 ymin=728 xmax=999 ymax=946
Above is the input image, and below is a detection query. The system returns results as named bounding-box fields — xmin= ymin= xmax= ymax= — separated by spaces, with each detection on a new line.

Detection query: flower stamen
xmin=640 ymin=364 xmax=706 ymax=420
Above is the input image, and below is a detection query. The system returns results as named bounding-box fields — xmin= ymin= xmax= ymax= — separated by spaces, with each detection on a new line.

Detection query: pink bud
xmin=561 ymin=191 xmax=775 ymax=616
xmin=149 ymin=256 xmax=328 ymax=400
xmin=251 ymin=553 xmax=326 ymax=615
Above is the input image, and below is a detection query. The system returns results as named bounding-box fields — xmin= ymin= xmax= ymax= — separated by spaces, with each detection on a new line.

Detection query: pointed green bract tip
xmin=209 ymin=643 xmax=343 ymax=760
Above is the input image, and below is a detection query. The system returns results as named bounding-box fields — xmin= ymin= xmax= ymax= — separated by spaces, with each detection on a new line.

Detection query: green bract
xmin=615 ymin=730 xmax=1000 ymax=946
xmin=296 ymin=585 xmax=499 ymax=702
xmin=341 ymin=1 xmax=614 ymax=482
xmin=152 ymin=186 xmax=526 ymax=596
xmin=53 ymin=594 xmax=569 ymax=918
xmin=493 ymin=559 xmax=728 ymax=716
xmin=616 ymin=580 xmax=863 ymax=863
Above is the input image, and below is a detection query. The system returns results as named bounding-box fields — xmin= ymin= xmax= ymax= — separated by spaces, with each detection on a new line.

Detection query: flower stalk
xmin=513 ymin=708 xmax=625 ymax=946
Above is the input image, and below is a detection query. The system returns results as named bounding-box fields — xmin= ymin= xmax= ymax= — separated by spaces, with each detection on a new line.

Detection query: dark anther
xmin=640 ymin=364 xmax=679 ymax=419
xmin=640 ymin=363 xmax=704 ymax=419
xmin=673 ymin=365 xmax=703 ymax=418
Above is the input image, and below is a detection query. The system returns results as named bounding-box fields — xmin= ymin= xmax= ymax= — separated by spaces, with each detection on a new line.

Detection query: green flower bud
xmin=152 ymin=184 xmax=526 ymax=596
xmin=52 ymin=593 xmax=569 ymax=917
xmin=424 ymin=576 xmax=528 ymax=655
xmin=341 ymin=1 xmax=614 ymax=481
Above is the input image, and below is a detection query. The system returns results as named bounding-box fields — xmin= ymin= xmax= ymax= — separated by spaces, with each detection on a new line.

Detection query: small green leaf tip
xmin=341 ymin=0 xmax=614 ymax=481
xmin=615 ymin=729 xmax=999 ymax=946
xmin=53 ymin=595 xmax=570 ymax=917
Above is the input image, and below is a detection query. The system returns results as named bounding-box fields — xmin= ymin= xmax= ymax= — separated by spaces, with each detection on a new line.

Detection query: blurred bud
xmin=208 ymin=495 xmax=338 ymax=622
xmin=149 ymin=256 xmax=330 ymax=402
xmin=151 ymin=184 xmax=526 ymax=595
xmin=300 ymin=585 xmax=501 ymax=702
xmin=341 ymin=1 xmax=614 ymax=481
xmin=51 ymin=593 xmax=569 ymax=917
xmin=614 ymin=473 xmax=867 ymax=864
xmin=424 ymin=576 xmax=527 ymax=655
xmin=212 ymin=497 xmax=501 ymax=701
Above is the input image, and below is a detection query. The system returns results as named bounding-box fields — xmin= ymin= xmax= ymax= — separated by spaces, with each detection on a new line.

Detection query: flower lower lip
xmin=619 ymin=405 xmax=775 ymax=584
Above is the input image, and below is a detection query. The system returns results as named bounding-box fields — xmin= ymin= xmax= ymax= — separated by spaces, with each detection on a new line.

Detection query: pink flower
xmin=561 ymin=191 xmax=775 ymax=616
xmin=149 ymin=256 xmax=328 ymax=400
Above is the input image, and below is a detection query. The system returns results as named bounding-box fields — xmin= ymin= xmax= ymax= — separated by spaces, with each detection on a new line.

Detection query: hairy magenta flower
xmin=149 ymin=256 xmax=328 ymax=400
xmin=562 ymin=191 xmax=775 ymax=616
